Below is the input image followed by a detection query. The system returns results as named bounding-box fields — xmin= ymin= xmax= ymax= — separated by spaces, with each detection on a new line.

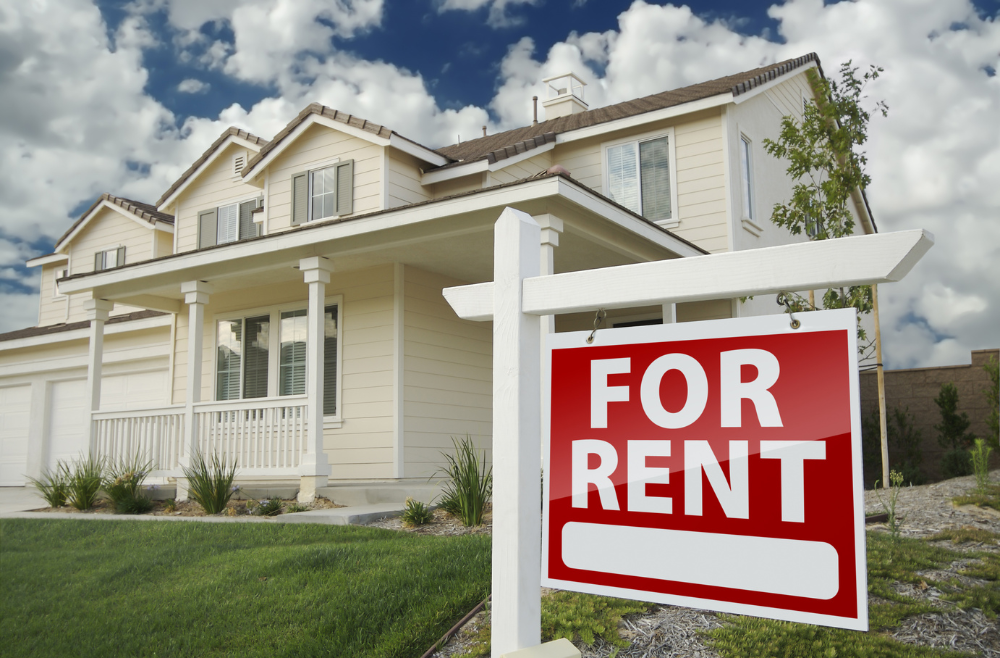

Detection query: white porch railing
xmin=194 ymin=396 xmax=308 ymax=475
xmin=92 ymin=406 xmax=185 ymax=475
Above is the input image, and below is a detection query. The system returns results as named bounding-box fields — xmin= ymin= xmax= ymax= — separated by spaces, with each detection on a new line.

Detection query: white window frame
xmin=214 ymin=196 xmax=261 ymax=246
xmin=738 ymin=131 xmax=763 ymax=236
xmin=601 ymin=126 xmax=679 ymax=229
xmin=52 ymin=267 xmax=67 ymax=298
xmin=95 ymin=246 xmax=124 ymax=271
xmin=211 ymin=294 xmax=344 ymax=424
xmin=306 ymin=156 xmax=342 ymax=223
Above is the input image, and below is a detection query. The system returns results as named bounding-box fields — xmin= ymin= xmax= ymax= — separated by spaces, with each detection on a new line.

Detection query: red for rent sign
xmin=541 ymin=309 xmax=868 ymax=630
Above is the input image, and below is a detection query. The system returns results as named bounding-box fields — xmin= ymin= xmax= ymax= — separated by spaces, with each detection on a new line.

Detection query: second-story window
xmin=94 ymin=247 xmax=125 ymax=271
xmin=290 ymin=160 xmax=354 ymax=226
xmin=198 ymin=198 xmax=260 ymax=249
xmin=740 ymin=135 xmax=754 ymax=221
xmin=606 ymin=135 xmax=673 ymax=223
xmin=52 ymin=269 xmax=67 ymax=298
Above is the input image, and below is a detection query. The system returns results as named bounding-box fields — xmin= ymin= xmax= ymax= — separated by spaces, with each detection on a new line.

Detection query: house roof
xmin=0 ymin=310 xmax=166 ymax=343
xmin=430 ymin=53 xmax=822 ymax=169
xmin=240 ymin=103 xmax=444 ymax=179
xmin=55 ymin=193 xmax=175 ymax=250
xmin=155 ymin=127 xmax=269 ymax=208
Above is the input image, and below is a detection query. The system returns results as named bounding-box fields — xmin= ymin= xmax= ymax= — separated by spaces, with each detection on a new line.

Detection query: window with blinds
xmin=323 ymin=304 xmax=338 ymax=415
xmin=216 ymin=320 xmax=243 ymax=401
xmin=279 ymin=309 xmax=308 ymax=396
xmin=242 ymin=315 xmax=270 ymax=399
xmin=214 ymin=199 xmax=259 ymax=246
xmin=606 ymin=135 xmax=672 ymax=222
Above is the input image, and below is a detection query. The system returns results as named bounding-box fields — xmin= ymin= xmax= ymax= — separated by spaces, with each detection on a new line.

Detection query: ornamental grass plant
xmin=182 ymin=451 xmax=238 ymax=515
xmin=103 ymin=455 xmax=153 ymax=514
xmin=401 ymin=497 xmax=433 ymax=527
xmin=66 ymin=454 xmax=106 ymax=510
xmin=435 ymin=435 xmax=492 ymax=527
xmin=28 ymin=462 xmax=70 ymax=508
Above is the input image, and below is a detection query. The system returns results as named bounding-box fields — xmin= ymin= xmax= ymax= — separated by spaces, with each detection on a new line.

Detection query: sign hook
xmin=776 ymin=293 xmax=801 ymax=330
xmin=586 ymin=308 xmax=607 ymax=344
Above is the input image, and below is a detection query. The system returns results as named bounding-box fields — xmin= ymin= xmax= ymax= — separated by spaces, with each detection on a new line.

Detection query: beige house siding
xmin=403 ymin=267 xmax=492 ymax=479
xmin=488 ymin=151 xmax=553 ymax=185
xmin=170 ymin=264 xmax=396 ymax=479
xmin=174 ymin=143 xmax=263 ymax=254
xmin=37 ymin=264 xmax=69 ymax=327
xmin=431 ymin=175 xmax=484 ymax=199
xmin=265 ymin=124 xmax=384 ymax=234
xmin=0 ymin=326 xmax=171 ymax=378
xmin=154 ymin=230 xmax=174 ymax=259
xmin=387 ymin=149 xmax=432 ymax=208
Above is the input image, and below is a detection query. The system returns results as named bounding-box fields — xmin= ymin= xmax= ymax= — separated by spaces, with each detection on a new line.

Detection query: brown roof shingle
xmin=430 ymin=53 xmax=822 ymax=168
xmin=0 ymin=310 xmax=167 ymax=343
xmin=155 ymin=127 xmax=269 ymax=208
xmin=55 ymin=194 xmax=175 ymax=250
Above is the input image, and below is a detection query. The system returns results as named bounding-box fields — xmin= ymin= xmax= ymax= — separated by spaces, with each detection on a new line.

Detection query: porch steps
xmin=317 ymin=480 xmax=444 ymax=507
xmin=276 ymin=503 xmax=407 ymax=526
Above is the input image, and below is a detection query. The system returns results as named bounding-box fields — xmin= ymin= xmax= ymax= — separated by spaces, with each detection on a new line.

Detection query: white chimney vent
xmin=541 ymin=73 xmax=588 ymax=120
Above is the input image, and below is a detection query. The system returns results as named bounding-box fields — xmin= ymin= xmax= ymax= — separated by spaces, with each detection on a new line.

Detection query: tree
xmin=762 ymin=62 xmax=888 ymax=354
xmin=934 ymin=382 xmax=974 ymax=478
xmin=983 ymin=354 xmax=999 ymax=448
xmin=862 ymin=405 xmax=923 ymax=487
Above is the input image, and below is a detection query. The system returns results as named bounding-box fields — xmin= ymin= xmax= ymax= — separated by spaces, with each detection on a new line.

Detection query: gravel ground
xmin=371 ymin=472 xmax=1000 ymax=658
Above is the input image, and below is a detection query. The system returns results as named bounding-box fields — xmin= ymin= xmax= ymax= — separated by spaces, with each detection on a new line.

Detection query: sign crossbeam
xmin=443 ymin=228 xmax=933 ymax=321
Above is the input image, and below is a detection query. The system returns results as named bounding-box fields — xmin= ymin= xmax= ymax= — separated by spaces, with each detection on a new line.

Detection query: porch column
xmin=177 ymin=280 xmax=212 ymax=501
xmin=83 ymin=298 xmax=113 ymax=453
xmin=535 ymin=214 xmax=563 ymax=470
xmin=299 ymin=256 xmax=334 ymax=502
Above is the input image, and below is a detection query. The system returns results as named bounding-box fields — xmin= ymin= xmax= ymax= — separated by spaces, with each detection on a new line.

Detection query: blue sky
xmin=0 ymin=0 xmax=997 ymax=369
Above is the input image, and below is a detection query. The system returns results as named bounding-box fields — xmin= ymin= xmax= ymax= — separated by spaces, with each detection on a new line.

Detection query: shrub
xmin=984 ymin=354 xmax=999 ymax=448
xmin=182 ymin=452 xmax=238 ymax=515
xmin=941 ymin=447 xmax=973 ymax=480
xmin=66 ymin=454 xmax=106 ymax=510
xmin=435 ymin=435 xmax=492 ymax=527
xmin=103 ymin=455 xmax=153 ymax=514
xmin=970 ymin=438 xmax=994 ymax=495
xmin=934 ymin=382 xmax=974 ymax=453
xmin=861 ymin=405 xmax=924 ymax=487
xmin=286 ymin=503 xmax=309 ymax=514
xmin=541 ymin=591 xmax=650 ymax=647
xmin=28 ymin=462 xmax=70 ymax=508
xmin=401 ymin=497 xmax=433 ymax=527
xmin=163 ymin=498 xmax=177 ymax=513
xmin=252 ymin=497 xmax=283 ymax=517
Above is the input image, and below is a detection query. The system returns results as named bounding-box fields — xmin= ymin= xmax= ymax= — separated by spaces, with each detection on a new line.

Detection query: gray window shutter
xmin=335 ymin=160 xmax=353 ymax=216
xmin=238 ymin=200 xmax=255 ymax=240
xmin=116 ymin=246 xmax=126 ymax=267
xmin=291 ymin=171 xmax=308 ymax=226
xmin=198 ymin=209 xmax=218 ymax=249
xmin=94 ymin=252 xmax=103 ymax=272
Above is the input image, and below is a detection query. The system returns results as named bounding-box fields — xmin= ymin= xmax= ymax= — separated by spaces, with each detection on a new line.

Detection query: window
xmin=214 ymin=302 xmax=340 ymax=416
xmin=52 ymin=268 xmax=67 ymax=298
xmin=605 ymin=134 xmax=674 ymax=224
xmin=290 ymin=160 xmax=354 ymax=225
xmin=94 ymin=247 xmax=125 ymax=272
xmin=198 ymin=198 xmax=260 ymax=249
xmin=739 ymin=135 xmax=754 ymax=220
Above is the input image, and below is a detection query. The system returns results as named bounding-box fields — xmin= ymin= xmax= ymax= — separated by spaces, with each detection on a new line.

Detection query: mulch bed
xmin=31 ymin=495 xmax=343 ymax=517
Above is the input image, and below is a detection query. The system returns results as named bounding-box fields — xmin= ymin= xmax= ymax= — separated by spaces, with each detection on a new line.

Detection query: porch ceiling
xmin=60 ymin=175 xmax=700 ymax=308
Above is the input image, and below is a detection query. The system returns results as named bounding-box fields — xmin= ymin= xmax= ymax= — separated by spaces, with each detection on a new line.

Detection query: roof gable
xmin=56 ymin=194 xmax=173 ymax=251
xmin=156 ymin=127 xmax=268 ymax=210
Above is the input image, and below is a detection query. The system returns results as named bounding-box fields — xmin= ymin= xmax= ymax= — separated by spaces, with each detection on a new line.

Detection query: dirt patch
xmin=367 ymin=505 xmax=492 ymax=536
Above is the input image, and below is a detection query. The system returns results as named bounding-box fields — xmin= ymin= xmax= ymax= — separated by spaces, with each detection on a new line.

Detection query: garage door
xmin=47 ymin=379 xmax=88 ymax=471
xmin=100 ymin=370 xmax=168 ymax=412
xmin=0 ymin=385 xmax=31 ymax=486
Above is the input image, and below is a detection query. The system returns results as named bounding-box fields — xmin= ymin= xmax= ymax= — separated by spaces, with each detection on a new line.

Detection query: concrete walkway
xmin=0 ymin=486 xmax=406 ymax=526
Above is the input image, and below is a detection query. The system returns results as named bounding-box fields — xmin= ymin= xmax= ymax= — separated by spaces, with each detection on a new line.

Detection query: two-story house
xmin=0 ymin=53 xmax=875 ymax=500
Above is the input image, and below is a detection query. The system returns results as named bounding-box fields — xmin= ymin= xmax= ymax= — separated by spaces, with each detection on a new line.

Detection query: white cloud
xmin=177 ymin=78 xmax=209 ymax=93
xmin=437 ymin=0 xmax=540 ymax=28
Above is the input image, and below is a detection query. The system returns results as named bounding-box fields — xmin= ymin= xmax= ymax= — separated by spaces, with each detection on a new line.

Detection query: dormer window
xmin=95 ymin=247 xmax=125 ymax=271
xmin=290 ymin=160 xmax=354 ymax=225
xmin=604 ymin=130 xmax=676 ymax=226
xmin=198 ymin=198 xmax=260 ymax=248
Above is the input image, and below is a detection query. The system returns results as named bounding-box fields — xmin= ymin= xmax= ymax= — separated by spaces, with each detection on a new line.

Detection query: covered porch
xmin=59 ymin=175 xmax=701 ymax=501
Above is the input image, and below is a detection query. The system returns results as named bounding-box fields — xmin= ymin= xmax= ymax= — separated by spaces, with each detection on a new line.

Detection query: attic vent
xmin=233 ymin=153 xmax=246 ymax=176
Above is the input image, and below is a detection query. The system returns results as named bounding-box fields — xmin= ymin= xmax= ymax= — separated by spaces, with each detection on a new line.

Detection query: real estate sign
xmin=542 ymin=308 xmax=868 ymax=631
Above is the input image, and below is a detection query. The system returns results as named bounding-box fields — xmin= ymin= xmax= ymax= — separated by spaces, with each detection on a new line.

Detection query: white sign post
xmin=443 ymin=207 xmax=932 ymax=657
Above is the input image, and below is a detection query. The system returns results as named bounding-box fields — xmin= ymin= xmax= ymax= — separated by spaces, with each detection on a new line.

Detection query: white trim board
xmin=157 ymin=135 xmax=265 ymax=212
xmin=0 ymin=314 xmax=173 ymax=353
xmin=56 ymin=200 xmax=165 ymax=252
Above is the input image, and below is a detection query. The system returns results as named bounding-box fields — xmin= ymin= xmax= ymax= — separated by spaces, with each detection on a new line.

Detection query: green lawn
xmin=0 ymin=519 xmax=491 ymax=658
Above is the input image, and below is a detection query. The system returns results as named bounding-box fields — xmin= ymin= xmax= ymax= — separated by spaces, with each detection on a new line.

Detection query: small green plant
xmin=541 ymin=591 xmax=651 ymax=648
xmin=873 ymin=470 xmax=905 ymax=541
xmin=435 ymin=435 xmax=492 ymax=527
xmin=929 ymin=527 xmax=1000 ymax=545
xmin=941 ymin=448 xmax=973 ymax=479
xmin=66 ymin=454 xmax=106 ymax=510
xmin=401 ymin=497 xmax=433 ymax=527
xmin=969 ymin=438 xmax=993 ymax=495
xmin=28 ymin=462 xmax=70 ymax=507
xmin=984 ymin=354 xmax=999 ymax=448
xmin=182 ymin=452 xmax=238 ymax=515
xmin=163 ymin=498 xmax=177 ymax=513
xmin=286 ymin=503 xmax=309 ymax=513
xmin=252 ymin=497 xmax=283 ymax=517
xmin=103 ymin=455 xmax=153 ymax=514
